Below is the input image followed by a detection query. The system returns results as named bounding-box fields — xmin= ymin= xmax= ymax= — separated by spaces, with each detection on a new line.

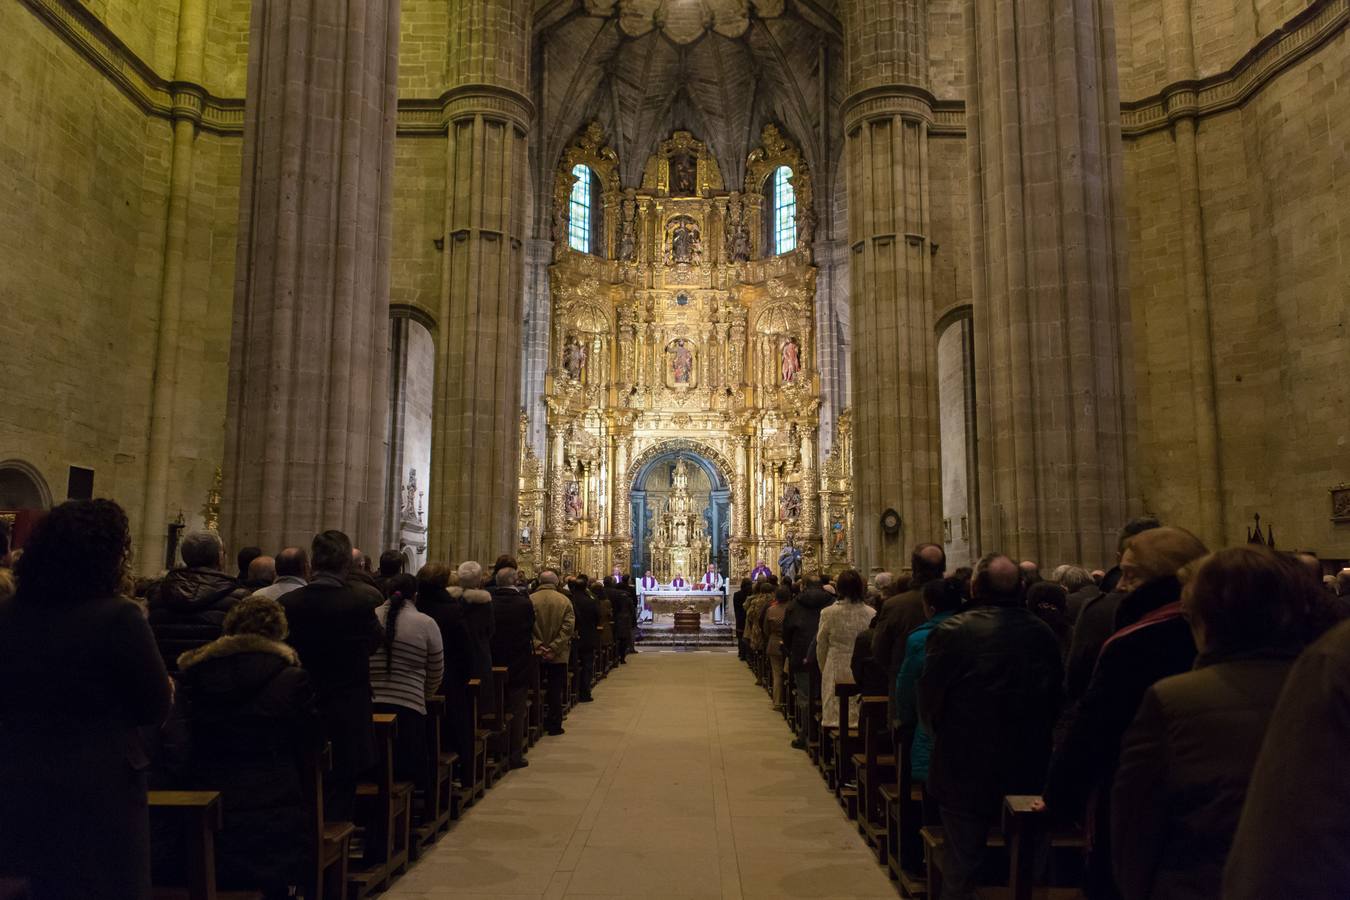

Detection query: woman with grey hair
xmin=448 ymin=560 xmax=495 ymax=686
xmin=1050 ymin=563 xmax=1101 ymax=624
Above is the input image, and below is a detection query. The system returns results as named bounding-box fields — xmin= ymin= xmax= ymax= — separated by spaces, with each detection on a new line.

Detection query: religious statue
xmin=668 ymin=216 xmax=701 ymax=265
xmin=778 ymin=535 xmax=802 ymax=582
xmin=520 ymin=524 xmax=532 ymax=549
xmin=781 ymin=337 xmax=801 ymax=383
xmin=616 ymin=196 xmax=639 ymax=261
xmin=562 ymin=337 xmax=587 ymax=380
xmin=670 ymin=338 xmax=694 ymax=384
xmin=649 ymin=456 xmax=710 ymax=581
xmin=724 ymin=195 xmax=752 ymax=263
xmin=564 ymin=481 xmax=583 ymax=522
xmin=780 ymin=484 xmax=802 ymax=521
xmin=671 ymin=153 xmax=696 ymax=194
xmin=403 ymin=468 xmax=420 ymax=521
xmin=830 ymin=516 xmax=847 ymax=556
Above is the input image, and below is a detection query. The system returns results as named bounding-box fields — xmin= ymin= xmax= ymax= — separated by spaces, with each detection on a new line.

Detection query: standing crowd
xmin=0 ymin=499 xmax=643 ymax=899
xmin=734 ymin=519 xmax=1350 ymax=900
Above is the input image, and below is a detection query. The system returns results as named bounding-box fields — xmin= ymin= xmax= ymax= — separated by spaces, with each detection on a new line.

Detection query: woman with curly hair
xmin=0 ymin=499 xmax=173 ymax=899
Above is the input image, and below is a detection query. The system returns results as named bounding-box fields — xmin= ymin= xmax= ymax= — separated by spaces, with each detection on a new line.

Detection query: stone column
xmin=428 ymin=0 xmax=532 ymax=564
xmin=139 ymin=0 xmax=208 ymax=570
xmin=222 ymin=0 xmax=399 ymax=555
xmin=841 ymin=0 xmax=942 ymax=572
xmin=520 ymin=238 xmax=553 ymax=460
xmin=966 ymin=0 xmax=1136 ymax=566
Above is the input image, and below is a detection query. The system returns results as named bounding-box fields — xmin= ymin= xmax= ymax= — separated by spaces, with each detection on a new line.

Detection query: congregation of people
xmin=733 ymin=519 xmax=1350 ymax=900
xmin=0 ymin=500 xmax=642 ymax=899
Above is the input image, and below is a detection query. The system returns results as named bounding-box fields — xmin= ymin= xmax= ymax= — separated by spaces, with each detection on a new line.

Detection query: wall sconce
xmin=433 ymin=236 xmax=445 ymax=251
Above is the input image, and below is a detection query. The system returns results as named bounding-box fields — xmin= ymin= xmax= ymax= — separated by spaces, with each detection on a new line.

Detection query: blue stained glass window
xmin=773 ymin=166 xmax=796 ymax=255
xmin=569 ymin=164 xmax=592 ymax=253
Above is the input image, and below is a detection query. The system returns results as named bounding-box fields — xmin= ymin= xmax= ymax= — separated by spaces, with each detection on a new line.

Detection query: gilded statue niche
xmin=532 ymin=123 xmax=847 ymax=583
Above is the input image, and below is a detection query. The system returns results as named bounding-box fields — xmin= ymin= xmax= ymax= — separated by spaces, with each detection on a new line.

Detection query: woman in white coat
xmin=816 ymin=569 xmax=875 ymax=728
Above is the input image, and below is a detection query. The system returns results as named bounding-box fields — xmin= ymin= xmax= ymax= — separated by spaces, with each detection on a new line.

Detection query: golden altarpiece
xmin=517 ymin=123 xmax=854 ymax=581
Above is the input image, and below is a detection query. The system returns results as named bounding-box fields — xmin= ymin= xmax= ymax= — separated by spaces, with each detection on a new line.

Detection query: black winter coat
xmin=177 ymin=635 xmax=323 ymax=893
xmin=569 ymin=585 xmax=600 ymax=652
xmin=918 ymin=604 xmax=1064 ymax=817
xmin=488 ymin=585 xmax=536 ymax=687
xmin=147 ymin=567 xmax=249 ymax=671
xmin=422 ymin=586 xmax=481 ymax=777
xmin=607 ymin=585 xmax=634 ymax=638
xmin=781 ymin=587 xmax=833 ymax=673
xmin=1044 ymin=578 xmax=1196 ymax=898
xmin=1063 ymin=590 xmax=1125 ymax=703
xmin=0 ymin=594 xmax=172 ymax=899
xmin=281 ymin=576 xmax=384 ymax=781
xmin=448 ymin=586 xmax=495 ymax=685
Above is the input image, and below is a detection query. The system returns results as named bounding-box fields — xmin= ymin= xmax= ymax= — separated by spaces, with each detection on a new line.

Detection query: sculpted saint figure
xmin=671 ymin=339 xmax=693 ymax=385
xmin=781 ymin=337 xmax=801 ymax=383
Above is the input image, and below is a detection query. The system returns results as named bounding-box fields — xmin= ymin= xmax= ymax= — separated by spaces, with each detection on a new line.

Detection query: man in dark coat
xmin=1224 ymin=618 xmax=1350 ymax=899
xmin=568 ymin=575 xmax=600 ymax=701
xmin=147 ymin=530 xmax=250 ymax=670
xmin=918 ymin=555 xmax=1063 ymax=899
xmin=488 ymin=566 xmax=536 ymax=768
xmin=873 ymin=544 xmax=945 ymax=719
xmin=606 ymin=576 xmax=635 ymax=663
xmin=782 ymin=576 xmax=833 ymax=748
xmin=417 ymin=564 xmax=479 ymax=783
xmin=1044 ymin=527 xmax=1206 ymax=900
xmin=281 ymin=530 xmax=383 ymax=821
xmin=347 ymin=548 xmax=385 ymax=607
xmin=733 ymin=577 xmax=751 ymax=659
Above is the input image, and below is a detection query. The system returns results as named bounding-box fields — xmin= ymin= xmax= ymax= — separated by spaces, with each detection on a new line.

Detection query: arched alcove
xmin=628 ymin=442 xmax=731 ymax=578
xmin=0 ymin=460 xmax=52 ymax=510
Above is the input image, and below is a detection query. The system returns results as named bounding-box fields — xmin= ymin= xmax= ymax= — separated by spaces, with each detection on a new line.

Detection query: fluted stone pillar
xmin=966 ymin=0 xmax=1136 ymax=566
xmin=841 ymin=0 xmax=942 ymax=572
xmin=428 ymin=0 xmax=532 ymax=564
xmin=222 ymin=0 xmax=399 ymax=554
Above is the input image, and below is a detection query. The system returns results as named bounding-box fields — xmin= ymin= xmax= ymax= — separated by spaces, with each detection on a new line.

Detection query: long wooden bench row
xmin=744 ymin=650 xmax=1089 ymax=899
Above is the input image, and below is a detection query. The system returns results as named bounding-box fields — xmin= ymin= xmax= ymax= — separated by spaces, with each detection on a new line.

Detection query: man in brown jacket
xmin=872 ymin=543 xmax=946 ymax=719
xmin=530 ymin=570 xmax=576 ymax=736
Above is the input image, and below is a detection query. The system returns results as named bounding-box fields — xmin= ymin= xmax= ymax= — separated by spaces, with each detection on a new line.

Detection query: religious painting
xmin=564 ymin=480 xmax=583 ymax=522
xmin=671 ymin=153 xmax=697 ymax=195
xmin=665 ymin=215 xmax=702 ymax=265
xmin=668 ymin=338 xmax=694 ymax=385
xmin=780 ymin=337 xmax=801 ymax=383
xmin=780 ymin=484 xmax=802 ymax=521
xmin=1333 ymin=484 xmax=1350 ymax=523
xmin=562 ymin=336 xmax=587 ymax=380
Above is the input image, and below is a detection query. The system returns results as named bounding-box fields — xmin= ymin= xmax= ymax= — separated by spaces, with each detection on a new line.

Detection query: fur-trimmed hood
xmin=448 ymin=586 xmax=492 ymax=605
xmin=178 ymin=633 xmax=299 ymax=672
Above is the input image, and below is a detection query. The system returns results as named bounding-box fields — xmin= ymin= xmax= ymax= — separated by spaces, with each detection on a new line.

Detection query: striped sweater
xmin=371 ymin=602 xmax=444 ymax=714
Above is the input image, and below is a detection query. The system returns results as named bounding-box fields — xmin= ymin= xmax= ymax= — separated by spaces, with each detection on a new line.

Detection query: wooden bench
xmin=414 ymin=697 xmax=458 ymax=854
xmin=348 ymin=714 xmax=413 ymax=898
xmin=884 ymin=731 xmax=929 ymax=895
xmin=806 ymin=661 xmax=823 ymax=765
xmin=526 ymin=662 xmax=543 ymax=748
xmin=920 ymin=796 xmax=1086 ymax=900
xmin=976 ymin=797 xmax=1085 ymax=900
xmin=303 ymin=744 xmax=355 ymax=900
xmin=480 ymin=667 xmax=512 ymax=785
xmin=455 ymin=677 xmax=487 ymax=812
xmin=148 ymin=791 xmax=263 ymax=900
xmin=853 ymin=696 xmax=895 ymax=861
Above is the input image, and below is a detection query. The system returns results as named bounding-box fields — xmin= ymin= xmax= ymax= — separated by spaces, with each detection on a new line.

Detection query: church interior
xmin=1 ymin=0 xmax=1348 ymax=898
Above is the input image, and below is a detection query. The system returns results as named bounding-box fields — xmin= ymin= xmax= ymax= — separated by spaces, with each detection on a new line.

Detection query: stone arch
xmin=627 ymin=439 xmax=735 ymax=577
xmin=0 ymin=460 xmax=52 ymax=510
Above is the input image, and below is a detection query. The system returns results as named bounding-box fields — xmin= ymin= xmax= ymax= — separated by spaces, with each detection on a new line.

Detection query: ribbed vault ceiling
xmin=534 ymin=0 xmax=844 ymax=195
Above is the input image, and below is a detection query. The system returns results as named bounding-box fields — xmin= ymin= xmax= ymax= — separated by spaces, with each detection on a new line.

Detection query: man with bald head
xmin=252 ymin=547 xmax=309 ymax=602
xmin=872 ymin=543 xmax=947 ymax=720
xmin=242 ymin=555 xmax=276 ymax=591
xmin=918 ymin=553 xmax=1064 ymax=900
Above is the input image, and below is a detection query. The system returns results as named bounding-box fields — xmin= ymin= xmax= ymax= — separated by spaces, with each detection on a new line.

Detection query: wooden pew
xmin=303 ymin=744 xmax=355 ymax=900
xmin=348 ymin=714 xmax=413 ymax=898
xmin=975 ymin=797 xmax=1084 ymax=900
xmin=883 ymin=729 xmax=929 ymax=896
xmin=853 ymin=696 xmax=896 ymax=862
xmin=414 ymin=697 xmax=458 ymax=855
xmin=455 ymin=677 xmax=487 ymax=813
xmin=481 ymin=667 xmax=512 ymax=785
xmin=806 ymin=661 xmax=824 ymax=766
xmin=148 ymin=791 xmax=262 ymax=900
xmin=526 ymin=661 xmax=544 ymax=747
xmin=832 ymin=684 xmax=861 ymax=820
xmin=920 ymin=796 xmax=1086 ymax=900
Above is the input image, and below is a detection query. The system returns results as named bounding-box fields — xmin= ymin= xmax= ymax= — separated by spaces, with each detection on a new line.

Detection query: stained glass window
xmin=569 ymin=164 xmax=592 ymax=253
xmin=772 ymin=165 xmax=796 ymax=255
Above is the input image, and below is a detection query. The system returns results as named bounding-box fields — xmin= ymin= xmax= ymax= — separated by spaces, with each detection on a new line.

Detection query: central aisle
xmin=388 ymin=651 xmax=897 ymax=899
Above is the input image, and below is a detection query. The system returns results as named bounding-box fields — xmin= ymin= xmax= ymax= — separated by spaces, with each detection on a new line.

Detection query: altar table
xmin=641 ymin=590 xmax=725 ymax=622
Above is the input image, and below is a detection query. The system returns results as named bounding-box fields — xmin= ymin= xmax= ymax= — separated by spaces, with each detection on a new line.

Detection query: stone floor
xmin=386 ymin=650 xmax=897 ymax=899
